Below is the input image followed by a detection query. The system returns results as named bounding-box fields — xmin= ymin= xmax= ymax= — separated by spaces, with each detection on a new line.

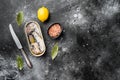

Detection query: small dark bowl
xmin=48 ymin=23 xmax=63 ymax=39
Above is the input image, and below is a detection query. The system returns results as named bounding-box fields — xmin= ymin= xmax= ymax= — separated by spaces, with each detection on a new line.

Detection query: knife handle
xmin=20 ymin=49 xmax=32 ymax=68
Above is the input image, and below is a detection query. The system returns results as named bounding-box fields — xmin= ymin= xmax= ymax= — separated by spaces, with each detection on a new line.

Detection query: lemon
xmin=37 ymin=6 xmax=49 ymax=22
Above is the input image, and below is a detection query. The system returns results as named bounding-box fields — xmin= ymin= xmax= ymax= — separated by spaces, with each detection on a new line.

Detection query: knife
xmin=9 ymin=24 xmax=32 ymax=68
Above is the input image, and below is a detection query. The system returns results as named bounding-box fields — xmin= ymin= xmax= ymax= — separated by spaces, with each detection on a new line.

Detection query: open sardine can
xmin=24 ymin=21 xmax=46 ymax=57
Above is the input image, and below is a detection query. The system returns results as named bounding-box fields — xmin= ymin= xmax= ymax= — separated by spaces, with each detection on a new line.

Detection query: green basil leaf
xmin=16 ymin=11 xmax=24 ymax=26
xmin=51 ymin=43 xmax=59 ymax=60
xmin=17 ymin=55 xmax=23 ymax=70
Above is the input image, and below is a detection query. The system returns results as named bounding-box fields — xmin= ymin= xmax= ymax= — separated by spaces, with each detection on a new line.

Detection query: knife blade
xmin=9 ymin=24 xmax=32 ymax=68
xmin=9 ymin=24 xmax=22 ymax=49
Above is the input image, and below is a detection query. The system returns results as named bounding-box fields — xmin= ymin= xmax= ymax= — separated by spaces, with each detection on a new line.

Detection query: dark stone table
xmin=0 ymin=0 xmax=120 ymax=80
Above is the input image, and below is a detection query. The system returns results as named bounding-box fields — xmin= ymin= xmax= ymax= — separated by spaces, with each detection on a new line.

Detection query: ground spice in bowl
xmin=48 ymin=23 xmax=62 ymax=39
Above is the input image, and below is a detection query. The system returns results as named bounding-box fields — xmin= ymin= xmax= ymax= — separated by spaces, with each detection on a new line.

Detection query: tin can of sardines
xmin=24 ymin=21 xmax=46 ymax=57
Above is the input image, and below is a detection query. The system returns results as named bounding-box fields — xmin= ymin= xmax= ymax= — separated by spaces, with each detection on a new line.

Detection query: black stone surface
xmin=0 ymin=0 xmax=120 ymax=80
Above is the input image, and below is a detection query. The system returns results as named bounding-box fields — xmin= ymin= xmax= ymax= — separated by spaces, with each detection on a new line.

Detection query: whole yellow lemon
xmin=37 ymin=6 xmax=49 ymax=22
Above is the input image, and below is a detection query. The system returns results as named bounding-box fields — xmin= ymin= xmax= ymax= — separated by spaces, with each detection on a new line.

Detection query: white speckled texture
xmin=0 ymin=0 xmax=120 ymax=80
